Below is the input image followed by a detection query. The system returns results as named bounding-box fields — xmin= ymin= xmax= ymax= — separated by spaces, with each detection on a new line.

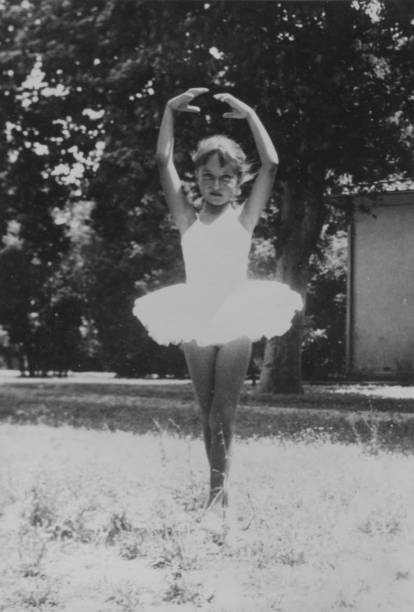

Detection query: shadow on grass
xmin=1 ymin=382 xmax=414 ymax=453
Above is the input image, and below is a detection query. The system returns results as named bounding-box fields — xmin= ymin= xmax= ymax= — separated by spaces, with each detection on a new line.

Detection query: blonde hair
xmin=192 ymin=135 xmax=253 ymax=184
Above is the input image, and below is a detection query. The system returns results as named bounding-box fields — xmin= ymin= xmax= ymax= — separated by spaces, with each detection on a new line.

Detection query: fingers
xmin=187 ymin=87 xmax=209 ymax=97
xmin=182 ymin=104 xmax=202 ymax=113
xmin=178 ymin=88 xmax=209 ymax=112
xmin=222 ymin=111 xmax=242 ymax=119
xmin=172 ymin=89 xmax=245 ymax=115
xmin=214 ymin=93 xmax=250 ymax=119
xmin=214 ymin=93 xmax=233 ymax=103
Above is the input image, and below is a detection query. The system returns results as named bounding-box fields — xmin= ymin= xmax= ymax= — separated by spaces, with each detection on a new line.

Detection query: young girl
xmin=133 ymin=87 xmax=302 ymax=509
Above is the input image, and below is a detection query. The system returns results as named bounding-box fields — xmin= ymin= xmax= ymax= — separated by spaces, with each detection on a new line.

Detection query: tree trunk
xmin=259 ymin=313 xmax=304 ymax=394
xmin=258 ymin=180 xmax=325 ymax=394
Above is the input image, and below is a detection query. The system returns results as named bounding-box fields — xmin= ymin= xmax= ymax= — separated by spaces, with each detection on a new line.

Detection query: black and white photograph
xmin=0 ymin=0 xmax=414 ymax=609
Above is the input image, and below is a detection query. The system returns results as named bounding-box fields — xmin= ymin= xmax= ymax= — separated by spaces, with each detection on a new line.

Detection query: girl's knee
xmin=208 ymin=404 xmax=235 ymax=437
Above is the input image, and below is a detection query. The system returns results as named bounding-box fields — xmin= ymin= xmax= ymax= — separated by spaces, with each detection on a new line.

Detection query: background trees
xmin=0 ymin=1 xmax=413 ymax=387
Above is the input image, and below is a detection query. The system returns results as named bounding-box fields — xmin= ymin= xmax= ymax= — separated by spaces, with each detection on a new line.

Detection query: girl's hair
xmin=192 ymin=135 xmax=253 ymax=184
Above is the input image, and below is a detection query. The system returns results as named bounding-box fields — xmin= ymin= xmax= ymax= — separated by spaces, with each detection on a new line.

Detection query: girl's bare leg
xmin=182 ymin=341 xmax=218 ymax=463
xmin=208 ymin=336 xmax=252 ymax=507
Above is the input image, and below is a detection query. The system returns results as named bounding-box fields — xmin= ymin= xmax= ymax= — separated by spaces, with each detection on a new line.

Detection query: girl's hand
xmin=167 ymin=88 xmax=209 ymax=113
xmin=213 ymin=93 xmax=253 ymax=119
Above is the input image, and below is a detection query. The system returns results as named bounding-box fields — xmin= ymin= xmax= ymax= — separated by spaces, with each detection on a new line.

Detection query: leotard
xmin=133 ymin=205 xmax=302 ymax=346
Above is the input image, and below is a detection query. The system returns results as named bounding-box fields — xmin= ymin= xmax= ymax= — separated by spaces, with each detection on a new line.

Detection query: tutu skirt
xmin=133 ymin=280 xmax=302 ymax=347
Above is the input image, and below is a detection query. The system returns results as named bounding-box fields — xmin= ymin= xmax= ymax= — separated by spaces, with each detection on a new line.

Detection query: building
xmin=347 ymin=190 xmax=414 ymax=379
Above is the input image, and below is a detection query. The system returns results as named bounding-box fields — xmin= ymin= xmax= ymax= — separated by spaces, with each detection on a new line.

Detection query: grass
xmin=1 ymin=377 xmax=414 ymax=610
xmin=1 ymin=378 xmax=414 ymax=451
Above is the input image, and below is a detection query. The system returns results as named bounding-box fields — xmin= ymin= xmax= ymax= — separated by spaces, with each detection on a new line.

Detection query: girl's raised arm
xmin=214 ymin=93 xmax=279 ymax=233
xmin=155 ymin=88 xmax=209 ymax=235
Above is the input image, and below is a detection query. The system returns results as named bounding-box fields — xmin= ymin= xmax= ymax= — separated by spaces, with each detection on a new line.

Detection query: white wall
xmin=350 ymin=192 xmax=414 ymax=377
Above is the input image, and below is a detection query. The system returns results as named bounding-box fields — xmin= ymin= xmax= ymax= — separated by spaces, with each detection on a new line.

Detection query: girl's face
xmin=196 ymin=153 xmax=240 ymax=207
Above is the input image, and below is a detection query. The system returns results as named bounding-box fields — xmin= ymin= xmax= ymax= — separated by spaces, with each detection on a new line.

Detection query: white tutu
xmin=133 ymin=279 xmax=302 ymax=347
xmin=133 ymin=205 xmax=303 ymax=347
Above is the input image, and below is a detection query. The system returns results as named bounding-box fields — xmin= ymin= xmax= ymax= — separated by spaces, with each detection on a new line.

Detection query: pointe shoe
xmin=223 ymin=507 xmax=254 ymax=546
xmin=198 ymin=504 xmax=225 ymax=537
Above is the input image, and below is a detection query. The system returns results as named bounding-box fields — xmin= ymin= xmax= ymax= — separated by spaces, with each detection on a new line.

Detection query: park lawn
xmin=1 ymin=379 xmax=414 ymax=611
xmin=1 ymin=378 xmax=414 ymax=450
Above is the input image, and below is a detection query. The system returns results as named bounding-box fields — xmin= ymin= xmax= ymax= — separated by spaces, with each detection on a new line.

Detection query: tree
xmin=0 ymin=242 xmax=32 ymax=372
xmin=302 ymin=217 xmax=348 ymax=379
xmin=4 ymin=1 xmax=414 ymax=388
xmin=202 ymin=2 xmax=414 ymax=391
xmin=0 ymin=1 xmax=90 ymax=373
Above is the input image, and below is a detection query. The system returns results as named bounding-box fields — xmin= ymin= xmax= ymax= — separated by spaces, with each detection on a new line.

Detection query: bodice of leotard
xmin=133 ymin=204 xmax=302 ymax=346
xmin=181 ymin=206 xmax=251 ymax=298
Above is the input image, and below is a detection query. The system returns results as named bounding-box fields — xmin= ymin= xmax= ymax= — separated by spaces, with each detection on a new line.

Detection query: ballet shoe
xmin=223 ymin=507 xmax=254 ymax=546
xmin=198 ymin=503 xmax=226 ymax=541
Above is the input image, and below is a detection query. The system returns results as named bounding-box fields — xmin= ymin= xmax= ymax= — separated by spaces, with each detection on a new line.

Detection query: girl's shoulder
xmin=234 ymin=202 xmax=254 ymax=236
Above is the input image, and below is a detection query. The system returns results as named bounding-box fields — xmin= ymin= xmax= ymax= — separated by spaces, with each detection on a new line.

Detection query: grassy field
xmin=1 ymin=376 xmax=414 ymax=611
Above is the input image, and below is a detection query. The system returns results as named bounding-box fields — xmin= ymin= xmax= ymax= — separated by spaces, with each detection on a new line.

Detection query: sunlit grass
xmin=1 ymin=420 xmax=414 ymax=611
xmin=2 ymin=378 xmax=414 ymax=451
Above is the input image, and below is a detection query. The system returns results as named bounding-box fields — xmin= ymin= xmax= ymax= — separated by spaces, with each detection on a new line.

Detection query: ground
xmin=0 ymin=371 xmax=414 ymax=611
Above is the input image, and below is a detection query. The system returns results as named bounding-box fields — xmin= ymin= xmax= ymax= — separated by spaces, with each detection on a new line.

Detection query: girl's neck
xmin=199 ymin=200 xmax=232 ymax=223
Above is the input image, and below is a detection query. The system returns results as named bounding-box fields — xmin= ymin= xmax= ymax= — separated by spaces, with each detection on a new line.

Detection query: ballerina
xmin=133 ymin=88 xmax=302 ymax=507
